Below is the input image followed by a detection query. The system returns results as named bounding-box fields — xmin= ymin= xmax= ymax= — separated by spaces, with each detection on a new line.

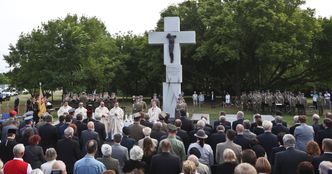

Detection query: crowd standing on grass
xmin=2 ymin=92 xmax=332 ymax=174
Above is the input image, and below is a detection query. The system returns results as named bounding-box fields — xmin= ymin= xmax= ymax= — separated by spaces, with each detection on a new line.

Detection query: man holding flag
xmin=37 ymin=82 xmax=47 ymax=123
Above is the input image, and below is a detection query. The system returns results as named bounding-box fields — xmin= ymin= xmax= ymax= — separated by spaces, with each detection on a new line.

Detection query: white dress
xmin=109 ymin=106 xmax=124 ymax=137
xmin=57 ymin=105 xmax=72 ymax=117
xmin=147 ymin=106 xmax=162 ymax=122
xmin=94 ymin=106 xmax=110 ymax=136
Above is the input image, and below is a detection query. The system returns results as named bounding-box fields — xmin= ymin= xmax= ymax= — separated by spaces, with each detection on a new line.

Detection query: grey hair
xmin=196 ymin=120 xmax=206 ymax=129
xmin=319 ymin=161 xmax=332 ymax=174
xmin=262 ymin=120 xmax=273 ymax=131
xmin=13 ymin=144 xmax=25 ymax=156
xmin=275 ymin=116 xmax=283 ymax=124
xmin=237 ymin=111 xmax=244 ymax=119
xmin=45 ymin=148 xmax=57 ymax=161
xmin=234 ymin=163 xmax=257 ymax=174
xmin=293 ymin=115 xmax=299 ymax=123
xmin=312 ymin=114 xmax=320 ymax=120
xmin=130 ymin=145 xmax=143 ymax=161
xmin=101 ymin=144 xmax=112 ymax=157
xmin=142 ymin=127 xmax=152 ymax=136
xmin=283 ymin=134 xmax=295 ymax=148
xmin=64 ymin=127 xmax=74 ymax=138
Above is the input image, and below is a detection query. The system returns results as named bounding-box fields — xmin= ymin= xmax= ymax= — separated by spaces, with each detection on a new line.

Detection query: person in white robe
xmin=94 ymin=101 xmax=110 ymax=137
xmin=74 ymin=102 xmax=87 ymax=119
xmin=109 ymin=101 xmax=124 ymax=138
xmin=57 ymin=101 xmax=72 ymax=117
xmin=147 ymin=100 xmax=162 ymax=122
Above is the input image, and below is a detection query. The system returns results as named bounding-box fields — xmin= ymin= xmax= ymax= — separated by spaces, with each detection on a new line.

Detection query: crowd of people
xmin=1 ymin=94 xmax=332 ymax=174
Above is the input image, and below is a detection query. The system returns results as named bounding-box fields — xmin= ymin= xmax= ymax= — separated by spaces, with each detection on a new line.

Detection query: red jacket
xmin=3 ymin=158 xmax=30 ymax=174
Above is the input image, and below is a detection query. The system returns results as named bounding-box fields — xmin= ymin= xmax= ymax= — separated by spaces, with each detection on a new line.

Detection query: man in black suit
xmin=272 ymin=116 xmax=289 ymax=135
xmin=209 ymin=125 xmax=226 ymax=156
xmin=289 ymin=115 xmax=301 ymax=135
xmin=39 ymin=115 xmax=58 ymax=151
xmin=179 ymin=109 xmax=194 ymax=132
xmin=274 ymin=134 xmax=309 ymax=174
xmin=80 ymin=121 xmax=100 ymax=154
xmin=151 ymin=122 xmax=167 ymax=142
xmin=312 ymin=138 xmax=332 ymax=174
xmin=234 ymin=124 xmax=251 ymax=150
xmin=74 ymin=114 xmax=87 ymax=139
xmin=232 ymin=111 xmax=244 ymax=130
xmin=214 ymin=115 xmax=231 ymax=131
xmin=257 ymin=120 xmax=278 ymax=159
xmin=93 ymin=116 xmax=106 ymax=144
xmin=315 ymin=118 xmax=332 ymax=149
xmin=56 ymin=127 xmax=83 ymax=174
xmin=269 ymin=132 xmax=286 ymax=166
xmin=175 ymin=119 xmax=190 ymax=151
xmin=150 ymin=139 xmax=181 ymax=174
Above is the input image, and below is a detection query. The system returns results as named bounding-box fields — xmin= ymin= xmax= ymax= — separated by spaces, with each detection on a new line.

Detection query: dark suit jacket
xmin=214 ymin=120 xmax=231 ymax=131
xmin=39 ymin=123 xmax=58 ymax=151
xmin=141 ymin=120 xmax=153 ymax=128
xmin=94 ymin=120 xmax=106 ymax=143
xmin=80 ymin=129 xmax=100 ymax=153
xmin=211 ymin=161 xmax=237 ymax=174
xmin=257 ymin=132 xmax=278 ymax=159
xmin=121 ymin=135 xmax=136 ymax=151
xmin=289 ymin=123 xmax=300 ymax=135
xmin=0 ymin=139 xmax=17 ymax=163
xmin=312 ymin=153 xmax=332 ymax=174
xmin=151 ymin=130 xmax=167 ymax=142
xmin=234 ymin=134 xmax=251 ymax=150
xmin=273 ymin=147 xmax=309 ymax=174
xmin=209 ymin=132 xmax=226 ymax=156
xmin=75 ymin=121 xmax=87 ymax=139
xmin=23 ymin=145 xmax=45 ymax=169
xmin=56 ymin=137 xmax=82 ymax=174
xmin=150 ymin=152 xmax=181 ymax=174
xmin=269 ymin=146 xmax=286 ymax=165
xmin=177 ymin=128 xmax=190 ymax=151
xmin=272 ymin=120 xmax=287 ymax=127
xmin=253 ymin=127 xmax=264 ymax=135
xmin=180 ymin=116 xmax=194 ymax=132
xmin=232 ymin=119 xmax=244 ymax=130
xmin=315 ymin=128 xmax=332 ymax=149
xmin=272 ymin=124 xmax=289 ymax=135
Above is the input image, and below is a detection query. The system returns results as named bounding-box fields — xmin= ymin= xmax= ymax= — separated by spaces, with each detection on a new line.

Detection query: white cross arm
xmin=148 ymin=31 xmax=196 ymax=45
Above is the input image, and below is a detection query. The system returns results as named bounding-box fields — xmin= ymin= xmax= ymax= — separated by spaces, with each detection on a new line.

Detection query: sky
xmin=0 ymin=0 xmax=331 ymax=73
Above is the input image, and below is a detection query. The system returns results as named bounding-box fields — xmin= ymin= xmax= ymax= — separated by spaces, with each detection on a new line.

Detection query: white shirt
xmin=148 ymin=106 xmax=161 ymax=122
xmin=192 ymin=94 xmax=198 ymax=101
xmin=75 ymin=107 xmax=87 ymax=119
xmin=325 ymin=93 xmax=331 ymax=100
xmin=41 ymin=160 xmax=66 ymax=174
xmin=226 ymin=94 xmax=231 ymax=103
xmin=57 ymin=105 xmax=72 ymax=117
xmin=94 ymin=106 xmax=109 ymax=119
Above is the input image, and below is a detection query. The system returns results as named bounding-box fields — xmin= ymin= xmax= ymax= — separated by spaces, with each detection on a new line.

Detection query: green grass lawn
xmin=1 ymin=92 xmax=329 ymax=126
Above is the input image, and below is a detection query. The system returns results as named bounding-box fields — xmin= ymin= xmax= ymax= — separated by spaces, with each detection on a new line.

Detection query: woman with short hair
xmin=23 ymin=135 xmax=45 ymax=169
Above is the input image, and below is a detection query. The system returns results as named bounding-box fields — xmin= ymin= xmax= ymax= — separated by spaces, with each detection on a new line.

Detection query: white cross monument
xmin=148 ymin=16 xmax=196 ymax=118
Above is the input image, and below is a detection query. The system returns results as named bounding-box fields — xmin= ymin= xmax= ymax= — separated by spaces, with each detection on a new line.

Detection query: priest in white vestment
xmin=147 ymin=100 xmax=162 ymax=122
xmin=57 ymin=101 xmax=72 ymax=117
xmin=109 ymin=101 xmax=124 ymax=138
xmin=74 ymin=102 xmax=87 ymax=119
xmin=94 ymin=101 xmax=110 ymax=137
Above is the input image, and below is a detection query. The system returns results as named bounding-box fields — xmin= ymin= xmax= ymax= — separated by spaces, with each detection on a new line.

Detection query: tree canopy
xmin=3 ymin=1 xmax=332 ymax=96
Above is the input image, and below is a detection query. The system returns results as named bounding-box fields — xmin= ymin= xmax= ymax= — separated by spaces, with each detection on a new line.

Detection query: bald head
xmin=236 ymin=124 xmax=244 ymax=134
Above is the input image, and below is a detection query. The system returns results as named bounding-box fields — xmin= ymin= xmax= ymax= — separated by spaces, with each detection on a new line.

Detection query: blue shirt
xmin=73 ymin=154 xmax=106 ymax=174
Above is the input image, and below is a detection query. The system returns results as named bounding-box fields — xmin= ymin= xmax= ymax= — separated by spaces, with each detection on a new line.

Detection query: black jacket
xmin=56 ymin=137 xmax=82 ymax=174
xmin=150 ymin=152 xmax=181 ymax=174
xmin=273 ymin=147 xmax=309 ymax=174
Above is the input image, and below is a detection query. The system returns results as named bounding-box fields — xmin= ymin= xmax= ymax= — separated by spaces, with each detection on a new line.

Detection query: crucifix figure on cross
xmin=166 ymin=33 xmax=176 ymax=63
xmin=148 ymin=17 xmax=196 ymax=118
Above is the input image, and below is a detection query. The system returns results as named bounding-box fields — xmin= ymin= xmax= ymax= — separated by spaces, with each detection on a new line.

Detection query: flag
xmin=38 ymin=85 xmax=46 ymax=117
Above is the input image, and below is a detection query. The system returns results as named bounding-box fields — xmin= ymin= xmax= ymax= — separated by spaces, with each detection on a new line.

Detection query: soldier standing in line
xmin=317 ymin=92 xmax=325 ymax=116
xmin=240 ymin=92 xmax=247 ymax=111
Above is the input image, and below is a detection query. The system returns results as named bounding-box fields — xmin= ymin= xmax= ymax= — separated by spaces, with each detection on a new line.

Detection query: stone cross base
xmin=163 ymin=82 xmax=181 ymax=118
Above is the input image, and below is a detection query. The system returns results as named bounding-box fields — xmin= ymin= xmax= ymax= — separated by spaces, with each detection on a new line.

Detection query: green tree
xmin=4 ymin=14 xmax=119 ymax=94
